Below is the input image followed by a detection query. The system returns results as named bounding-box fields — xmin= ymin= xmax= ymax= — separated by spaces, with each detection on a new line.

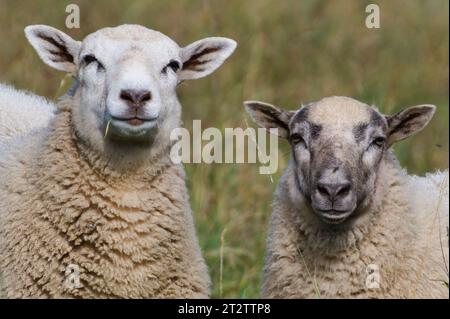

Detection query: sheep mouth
xmin=111 ymin=116 xmax=158 ymax=127
xmin=105 ymin=116 xmax=159 ymax=143
xmin=315 ymin=209 xmax=353 ymax=225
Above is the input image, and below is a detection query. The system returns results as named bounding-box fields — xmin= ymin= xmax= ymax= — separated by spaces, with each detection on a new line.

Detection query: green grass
xmin=0 ymin=0 xmax=448 ymax=298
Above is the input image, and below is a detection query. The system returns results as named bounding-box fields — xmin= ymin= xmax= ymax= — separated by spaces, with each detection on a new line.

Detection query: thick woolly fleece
xmin=262 ymin=152 xmax=449 ymax=298
xmin=0 ymin=83 xmax=55 ymax=140
xmin=0 ymin=104 xmax=210 ymax=298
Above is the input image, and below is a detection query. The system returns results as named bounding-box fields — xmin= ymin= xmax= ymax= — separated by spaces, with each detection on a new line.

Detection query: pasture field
xmin=0 ymin=0 xmax=448 ymax=298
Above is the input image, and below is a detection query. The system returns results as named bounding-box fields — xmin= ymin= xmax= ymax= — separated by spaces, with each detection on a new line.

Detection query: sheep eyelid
xmin=81 ymin=54 xmax=104 ymax=69
xmin=162 ymin=60 xmax=181 ymax=74
xmin=290 ymin=133 xmax=306 ymax=147
xmin=369 ymin=136 xmax=386 ymax=148
xmin=82 ymin=54 xmax=96 ymax=65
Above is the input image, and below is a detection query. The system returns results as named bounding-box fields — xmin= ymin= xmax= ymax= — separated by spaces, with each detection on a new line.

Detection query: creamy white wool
xmin=0 ymin=83 xmax=55 ymax=140
xmin=0 ymin=101 xmax=211 ymax=298
xmin=407 ymin=170 xmax=449 ymax=274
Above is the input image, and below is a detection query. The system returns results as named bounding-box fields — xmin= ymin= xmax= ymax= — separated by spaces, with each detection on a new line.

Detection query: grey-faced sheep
xmin=245 ymin=96 xmax=449 ymax=298
xmin=0 ymin=24 xmax=236 ymax=298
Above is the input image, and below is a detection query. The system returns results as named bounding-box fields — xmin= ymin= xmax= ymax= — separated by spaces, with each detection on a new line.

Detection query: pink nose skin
xmin=120 ymin=89 xmax=152 ymax=108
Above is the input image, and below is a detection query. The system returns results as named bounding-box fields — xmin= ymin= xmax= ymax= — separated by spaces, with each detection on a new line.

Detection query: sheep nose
xmin=316 ymin=181 xmax=352 ymax=202
xmin=120 ymin=89 xmax=152 ymax=108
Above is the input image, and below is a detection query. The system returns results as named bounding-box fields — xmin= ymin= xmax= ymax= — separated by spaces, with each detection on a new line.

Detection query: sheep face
xmin=24 ymin=24 xmax=236 ymax=151
xmin=245 ymin=96 xmax=436 ymax=225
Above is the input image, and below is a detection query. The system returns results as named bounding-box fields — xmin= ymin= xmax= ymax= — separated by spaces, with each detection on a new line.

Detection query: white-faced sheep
xmin=0 ymin=24 xmax=236 ymax=298
xmin=0 ymin=83 xmax=55 ymax=141
xmin=245 ymin=96 xmax=449 ymax=298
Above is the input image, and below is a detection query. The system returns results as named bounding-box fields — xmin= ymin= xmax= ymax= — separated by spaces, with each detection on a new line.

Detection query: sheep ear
xmin=25 ymin=25 xmax=81 ymax=73
xmin=178 ymin=37 xmax=237 ymax=81
xmin=244 ymin=101 xmax=294 ymax=139
xmin=386 ymin=104 xmax=436 ymax=147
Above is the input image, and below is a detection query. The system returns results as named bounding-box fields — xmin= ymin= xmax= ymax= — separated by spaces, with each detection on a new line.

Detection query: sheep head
xmin=24 ymin=24 xmax=236 ymax=152
xmin=245 ymin=96 xmax=435 ymax=225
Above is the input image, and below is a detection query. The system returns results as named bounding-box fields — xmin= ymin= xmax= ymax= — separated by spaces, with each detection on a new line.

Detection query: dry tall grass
xmin=0 ymin=0 xmax=448 ymax=297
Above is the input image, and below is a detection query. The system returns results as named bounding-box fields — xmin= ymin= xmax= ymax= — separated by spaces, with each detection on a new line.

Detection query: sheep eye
xmin=163 ymin=60 xmax=180 ymax=74
xmin=371 ymin=136 xmax=386 ymax=148
xmin=82 ymin=54 xmax=98 ymax=66
xmin=290 ymin=133 xmax=306 ymax=146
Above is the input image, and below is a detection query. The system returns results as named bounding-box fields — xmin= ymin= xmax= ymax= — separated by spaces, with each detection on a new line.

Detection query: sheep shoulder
xmin=0 ymin=84 xmax=55 ymax=140
xmin=407 ymin=170 xmax=449 ymax=289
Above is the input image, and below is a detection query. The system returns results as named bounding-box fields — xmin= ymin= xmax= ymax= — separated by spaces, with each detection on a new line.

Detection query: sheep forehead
xmin=85 ymin=24 xmax=177 ymax=43
xmin=81 ymin=25 xmax=180 ymax=61
xmin=290 ymin=96 xmax=386 ymax=146
xmin=308 ymin=96 xmax=372 ymax=129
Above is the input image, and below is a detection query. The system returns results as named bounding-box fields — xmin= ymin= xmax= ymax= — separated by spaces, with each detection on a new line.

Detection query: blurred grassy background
xmin=0 ymin=0 xmax=448 ymax=298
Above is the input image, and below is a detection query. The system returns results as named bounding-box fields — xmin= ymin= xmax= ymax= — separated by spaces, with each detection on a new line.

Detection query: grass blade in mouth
xmin=104 ymin=119 xmax=111 ymax=139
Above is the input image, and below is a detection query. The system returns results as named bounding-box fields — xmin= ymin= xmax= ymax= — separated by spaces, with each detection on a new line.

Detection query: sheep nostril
xmin=317 ymin=184 xmax=329 ymax=197
xmin=140 ymin=91 xmax=151 ymax=103
xmin=120 ymin=89 xmax=152 ymax=107
xmin=120 ymin=90 xmax=132 ymax=103
xmin=316 ymin=182 xmax=351 ymax=201
xmin=337 ymin=184 xmax=351 ymax=197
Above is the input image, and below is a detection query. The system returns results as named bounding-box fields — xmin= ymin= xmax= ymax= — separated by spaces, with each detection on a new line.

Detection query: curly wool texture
xmin=262 ymin=153 xmax=449 ymax=298
xmin=0 ymin=106 xmax=210 ymax=298
xmin=0 ymin=83 xmax=55 ymax=140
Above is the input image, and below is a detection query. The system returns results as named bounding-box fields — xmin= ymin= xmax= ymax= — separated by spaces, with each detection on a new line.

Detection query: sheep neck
xmin=49 ymin=108 xmax=175 ymax=186
xmin=5 ymin=107 xmax=208 ymax=297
